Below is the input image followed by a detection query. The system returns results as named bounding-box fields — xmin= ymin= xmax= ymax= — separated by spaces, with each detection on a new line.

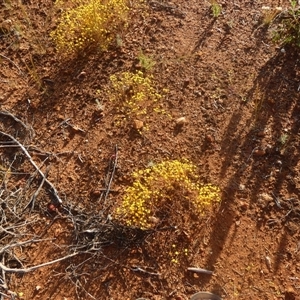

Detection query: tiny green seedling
xmin=116 ymin=34 xmax=123 ymax=48
xmin=279 ymin=133 xmax=289 ymax=145
xmin=137 ymin=51 xmax=156 ymax=71
xmin=210 ymin=0 xmax=222 ymax=18
xmin=272 ymin=0 xmax=300 ymax=48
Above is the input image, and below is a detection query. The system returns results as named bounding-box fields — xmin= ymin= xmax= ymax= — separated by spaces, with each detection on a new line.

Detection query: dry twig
xmin=100 ymin=145 xmax=118 ymax=205
xmin=187 ymin=267 xmax=213 ymax=275
xmin=0 ymin=130 xmax=63 ymax=205
xmin=0 ymin=111 xmax=33 ymax=136
xmin=0 ymin=54 xmax=24 ymax=76
xmin=0 ymin=252 xmax=78 ymax=274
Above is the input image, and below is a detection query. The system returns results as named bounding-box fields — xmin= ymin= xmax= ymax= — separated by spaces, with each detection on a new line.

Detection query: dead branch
xmin=100 ymin=144 xmax=118 ymax=205
xmin=0 ymin=238 xmax=54 ymax=256
xmin=23 ymin=165 xmax=50 ymax=212
xmin=0 ymin=111 xmax=33 ymax=136
xmin=0 ymin=130 xmax=63 ymax=205
xmin=0 ymin=54 xmax=24 ymax=76
xmin=131 ymin=266 xmax=160 ymax=276
xmin=0 ymin=252 xmax=78 ymax=274
xmin=187 ymin=267 xmax=213 ymax=275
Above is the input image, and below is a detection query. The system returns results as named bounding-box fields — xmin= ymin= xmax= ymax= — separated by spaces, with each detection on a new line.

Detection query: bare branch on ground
xmin=0 ymin=130 xmax=63 ymax=205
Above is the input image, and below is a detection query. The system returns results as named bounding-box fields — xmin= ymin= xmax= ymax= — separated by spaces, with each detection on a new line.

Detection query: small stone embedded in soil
xmin=47 ymin=203 xmax=57 ymax=213
xmin=133 ymin=119 xmax=143 ymax=130
xmin=149 ymin=216 xmax=160 ymax=224
xmin=257 ymin=130 xmax=266 ymax=137
xmin=77 ymin=71 xmax=86 ymax=79
xmin=176 ymin=117 xmax=187 ymax=125
xmin=265 ymin=256 xmax=272 ymax=270
xmin=253 ymin=149 xmax=265 ymax=156
xmin=91 ymin=189 xmax=101 ymax=197
xmin=259 ymin=193 xmax=273 ymax=203
xmin=205 ymin=134 xmax=214 ymax=143
xmin=238 ymin=184 xmax=245 ymax=191
xmin=239 ymin=200 xmax=249 ymax=210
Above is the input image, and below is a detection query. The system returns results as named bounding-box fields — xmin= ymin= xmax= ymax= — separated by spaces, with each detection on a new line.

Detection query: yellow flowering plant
xmin=109 ymin=70 xmax=166 ymax=128
xmin=115 ymin=160 xmax=221 ymax=229
xmin=51 ymin=0 xmax=129 ymax=55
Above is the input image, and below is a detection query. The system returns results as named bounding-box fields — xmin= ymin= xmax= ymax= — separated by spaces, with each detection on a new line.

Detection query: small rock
xmin=133 ymin=119 xmax=143 ymax=130
xmin=91 ymin=189 xmax=101 ymax=197
xmin=47 ymin=203 xmax=57 ymax=213
xmin=176 ymin=117 xmax=187 ymax=125
xmin=205 ymin=134 xmax=214 ymax=143
xmin=257 ymin=131 xmax=266 ymax=137
xmin=253 ymin=149 xmax=265 ymax=156
xmin=35 ymin=286 xmax=42 ymax=291
xmin=259 ymin=193 xmax=273 ymax=203
xmin=77 ymin=71 xmax=86 ymax=79
xmin=239 ymin=201 xmax=249 ymax=210
xmin=265 ymin=256 xmax=272 ymax=270
xmin=238 ymin=184 xmax=245 ymax=191
xmin=149 ymin=216 xmax=160 ymax=225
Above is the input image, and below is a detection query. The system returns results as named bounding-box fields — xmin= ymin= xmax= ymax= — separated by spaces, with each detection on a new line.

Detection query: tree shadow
xmin=200 ymin=46 xmax=300 ymax=285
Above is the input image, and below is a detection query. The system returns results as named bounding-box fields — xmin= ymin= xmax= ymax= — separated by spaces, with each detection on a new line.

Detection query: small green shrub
xmin=137 ymin=51 xmax=156 ymax=71
xmin=272 ymin=1 xmax=300 ymax=48
xmin=51 ymin=0 xmax=129 ymax=55
xmin=210 ymin=0 xmax=222 ymax=18
xmin=115 ymin=160 xmax=221 ymax=229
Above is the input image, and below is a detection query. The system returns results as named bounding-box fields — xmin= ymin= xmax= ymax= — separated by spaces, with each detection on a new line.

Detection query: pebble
xmin=176 ymin=117 xmax=187 ymax=125
xmin=259 ymin=193 xmax=273 ymax=203
xmin=257 ymin=131 xmax=266 ymax=137
xmin=238 ymin=184 xmax=245 ymax=191
xmin=253 ymin=149 xmax=265 ymax=156
xmin=133 ymin=119 xmax=143 ymax=130
xmin=265 ymin=256 xmax=272 ymax=270
xmin=205 ymin=134 xmax=214 ymax=143
xmin=77 ymin=71 xmax=86 ymax=79
xmin=149 ymin=216 xmax=160 ymax=224
xmin=239 ymin=200 xmax=249 ymax=210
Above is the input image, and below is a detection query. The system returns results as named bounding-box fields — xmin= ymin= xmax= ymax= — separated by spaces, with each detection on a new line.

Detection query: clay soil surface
xmin=1 ymin=0 xmax=300 ymax=299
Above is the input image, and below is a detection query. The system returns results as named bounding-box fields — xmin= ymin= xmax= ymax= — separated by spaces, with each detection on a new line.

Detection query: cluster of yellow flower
xmin=115 ymin=160 xmax=221 ymax=229
xmin=109 ymin=71 xmax=165 ymax=127
xmin=170 ymin=244 xmax=188 ymax=264
xmin=51 ymin=0 xmax=129 ymax=55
